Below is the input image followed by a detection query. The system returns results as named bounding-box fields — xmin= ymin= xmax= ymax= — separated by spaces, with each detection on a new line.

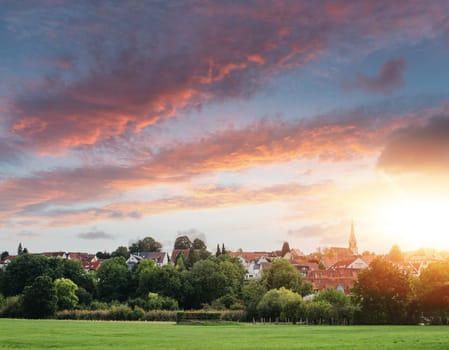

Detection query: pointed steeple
xmin=348 ymin=221 xmax=358 ymax=255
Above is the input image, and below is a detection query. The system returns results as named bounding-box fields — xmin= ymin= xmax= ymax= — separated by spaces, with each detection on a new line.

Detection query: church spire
xmin=349 ymin=221 xmax=358 ymax=255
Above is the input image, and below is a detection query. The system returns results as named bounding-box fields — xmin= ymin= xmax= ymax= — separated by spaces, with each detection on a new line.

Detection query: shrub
xmin=176 ymin=310 xmax=244 ymax=323
xmin=89 ymin=300 xmax=109 ymax=310
xmin=109 ymin=305 xmax=134 ymax=320
xmin=1 ymin=296 xmax=24 ymax=318
xmin=141 ymin=310 xmax=178 ymax=321
xmin=55 ymin=308 xmax=178 ymax=321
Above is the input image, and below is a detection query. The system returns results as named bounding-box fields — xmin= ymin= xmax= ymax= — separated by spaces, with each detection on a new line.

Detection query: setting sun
xmin=374 ymin=195 xmax=449 ymax=249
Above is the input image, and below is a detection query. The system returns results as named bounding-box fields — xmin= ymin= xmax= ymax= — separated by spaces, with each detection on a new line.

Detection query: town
xmin=1 ymin=223 xmax=446 ymax=295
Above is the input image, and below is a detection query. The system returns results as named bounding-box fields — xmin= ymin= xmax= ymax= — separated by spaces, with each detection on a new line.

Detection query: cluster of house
xmin=1 ymin=224 xmax=443 ymax=294
xmin=229 ymin=223 xmax=442 ymax=293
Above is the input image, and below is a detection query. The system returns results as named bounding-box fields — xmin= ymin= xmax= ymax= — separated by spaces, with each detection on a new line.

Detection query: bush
xmin=55 ymin=308 xmax=178 ymax=321
xmin=176 ymin=310 xmax=243 ymax=323
xmin=0 ymin=296 xmax=23 ymax=318
xmin=141 ymin=310 xmax=177 ymax=321
xmin=89 ymin=300 xmax=109 ymax=310
xmin=220 ymin=310 xmax=244 ymax=322
xmin=176 ymin=311 xmax=221 ymax=323
xmin=109 ymin=305 xmax=134 ymax=320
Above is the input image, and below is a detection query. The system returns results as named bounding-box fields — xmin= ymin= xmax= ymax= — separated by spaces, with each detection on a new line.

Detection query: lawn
xmin=0 ymin=319 xmax=448 ymax=350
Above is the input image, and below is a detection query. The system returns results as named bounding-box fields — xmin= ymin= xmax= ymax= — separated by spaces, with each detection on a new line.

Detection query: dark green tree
xmin=22 ymin=275 xmax=57 ymax=318
xmin=17 ymin=243 xmax=23 ymax=256
xmin=0 ymin=251 xmax=8 ymax=261
xmin=97 ymin=257 xmax=131 ymax=302
xmin=174 ymin=235 xmax=192 ymax=249
xmin=111 ymin=246 xmax=130 ymax=259
xmin=129 ymin=237 xmax=162 ymax=253
xmin=281 ymin=242 xmax=290 ymax=257
xmin=262 ymin=259 xmax=303 ymax=294
xmin=190 ymin=258 xmax=227 ymax=307
xmin=221 ymin=243 xmax=226 ymax=255
xmin=192 ymin=238 xmax=207 ymax=250
xmin=242 ymin=279 xmax=266 ymax=320
xmin=216 ymin=244 xmax=221 ymax=257
xmin=2 ymin=254 xmax=50 ymax=296
xmin=96 ymin=251 xmax=111 ymax=259
xmin=185 ymin=247 xmax=199 ymax=269
xmin=47 ymin=258 xmax=94 ymax=295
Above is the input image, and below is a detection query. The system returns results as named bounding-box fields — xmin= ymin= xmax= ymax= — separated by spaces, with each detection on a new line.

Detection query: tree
xmin=242 ymin=279 xmax=266 ymax=320
xmin=22 ymin=275 xmax=57 ymax=318
xmin=96 ymin=251 xmax=111 ymax=259
xmin=221 ymin=243 xmax=226 ymax=255
xmin=23 ymin=248 xmax=29 ymax=254
xmin=281 ymin=242 xmax=290 ymax=257
xmin=216 ymin=244 xmax=221 ymax=257
xmin=135 ymin=259 xmax=156 ymax=277
xmin=129 ymin=236 xmax=162 ymax=253
xmin=97 ymin=257 xmax=131 ymax=302
xmin=185 ymin=247 xmax=199 ymax=269
xmin=352 ymin=257 xmax=413 ymax=324
xmin=388 ymin=244 xmax=403 ymax=263
xmin=262 ymin=259 xmax=303 ymax=294
xmin=0 ymin=251 xmax=8 ymax=261
xmin=111 ymin=246 xmax=130 ymax=259
xmin=136 ymin=264 xmax=192 ymax=308
xmin=256 ymin=287 xmax=303 ymax=322
xmin=313 ymin=288 xmax=357 ymax=324
xmin=175 ymin=253 xmax=186 ymax=271
xmin=17 ymin=243 xmax=23 ymax=256
xmin=2 ymin=254 xmax=50 ymax=296
xmin=190 ymin=258 xmax=227 ymax=307
xmin=304 ymin=300 xmax=333 ymax=324
xmin=192 ymin=238 xmax=207 ymax=250
xmin=54 ymin=278 xmax=79 ymax=310
xmin=417 ymin=261 xmax=449 ymax=321
xmin=174 ymin=235 xmax=192 ymax=250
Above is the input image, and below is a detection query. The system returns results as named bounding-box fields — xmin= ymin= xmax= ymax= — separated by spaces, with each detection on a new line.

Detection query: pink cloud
xmin=0 ymin=105 xmax=421 ymax=226
xmin=6 ymin=1 xmax=448 ymax=154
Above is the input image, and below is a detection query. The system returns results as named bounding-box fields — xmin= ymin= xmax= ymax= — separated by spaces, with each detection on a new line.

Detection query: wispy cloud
xmin=77 ymin=229 xmax=115 ymax=240
xmin=15 ymin=231 xmax=41 ymax=239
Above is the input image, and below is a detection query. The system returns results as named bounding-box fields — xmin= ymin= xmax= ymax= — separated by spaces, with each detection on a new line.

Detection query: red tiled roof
xmin=82 ymin=260 xmax=103 ymax=271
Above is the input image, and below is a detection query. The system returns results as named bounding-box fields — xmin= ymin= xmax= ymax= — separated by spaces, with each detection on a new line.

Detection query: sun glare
xmin=376 ymin=195 xmax=449 ymax=249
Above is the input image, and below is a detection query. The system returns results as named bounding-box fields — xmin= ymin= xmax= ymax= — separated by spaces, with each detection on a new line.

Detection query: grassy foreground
xmin=0 ymin=319 xmax=448 ymax=350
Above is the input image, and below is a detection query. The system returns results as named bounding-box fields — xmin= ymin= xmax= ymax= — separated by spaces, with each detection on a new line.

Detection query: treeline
xmin=1 ymin=241 xmax=449 ymax=324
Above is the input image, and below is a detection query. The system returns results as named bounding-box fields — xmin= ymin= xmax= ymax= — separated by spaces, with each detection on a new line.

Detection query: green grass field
xmin=0 ymin=319 xmax=448 ymax=349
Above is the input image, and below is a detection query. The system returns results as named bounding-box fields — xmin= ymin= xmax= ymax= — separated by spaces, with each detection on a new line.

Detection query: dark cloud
xmin=77 ymin=229 xmax=114 ymax=240
xmin=343 ymin=58 xmax=406 ymax=94
xmin=377 ymin=114 xmax=449 ymax=173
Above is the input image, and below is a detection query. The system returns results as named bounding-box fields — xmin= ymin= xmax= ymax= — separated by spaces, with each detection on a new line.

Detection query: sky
xmin=1 ymin=1 xmax=449 ymax=255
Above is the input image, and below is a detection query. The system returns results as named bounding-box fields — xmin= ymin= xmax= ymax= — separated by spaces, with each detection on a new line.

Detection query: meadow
xmin=0 ymin=319 xmax=448 ymax=350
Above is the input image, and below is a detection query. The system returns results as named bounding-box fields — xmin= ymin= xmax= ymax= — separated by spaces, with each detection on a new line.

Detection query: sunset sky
xmin=1 ymin=1 xmax=449 ymax=255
